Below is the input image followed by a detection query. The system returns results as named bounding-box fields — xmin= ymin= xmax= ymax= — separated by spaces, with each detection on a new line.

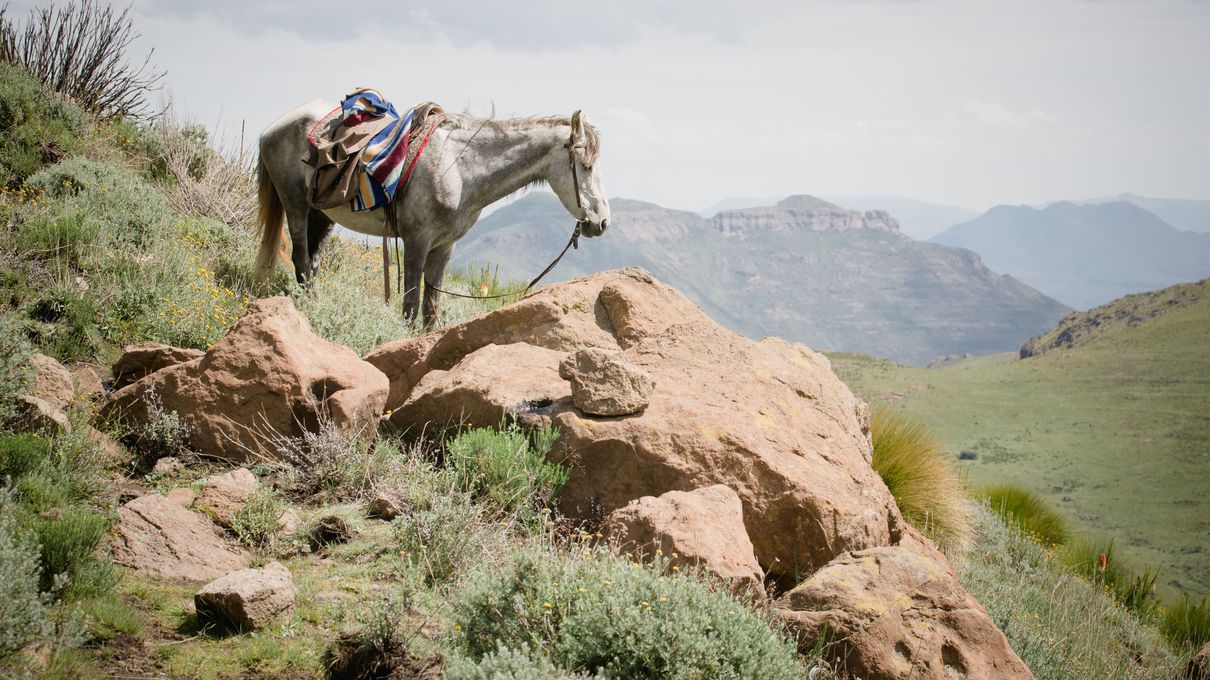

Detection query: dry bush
xmin=0 ymin=1 xmax=163 ymax=120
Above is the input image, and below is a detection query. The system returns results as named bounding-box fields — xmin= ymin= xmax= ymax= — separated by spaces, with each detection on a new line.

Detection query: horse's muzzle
xmin=579 ymin=220 xmax=607 ymax=238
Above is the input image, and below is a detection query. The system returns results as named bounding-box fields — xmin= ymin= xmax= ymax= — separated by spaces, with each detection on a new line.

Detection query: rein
xmin=396 ymin=118 xmax=590 ymax=303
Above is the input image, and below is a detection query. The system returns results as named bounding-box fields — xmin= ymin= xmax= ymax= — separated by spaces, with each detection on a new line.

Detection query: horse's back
xmin=260 ymin=99 xmax=334 ymax=147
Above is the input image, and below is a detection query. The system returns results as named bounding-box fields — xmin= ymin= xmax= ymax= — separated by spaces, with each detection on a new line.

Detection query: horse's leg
xmin=306 ymin=209 xmax=335 ymax=282
xmin=421 ymin=243 xmax=454 ymax=328
xmin=285 ymin=206 xmax=313 ymax=288
xmin=401 ymin=234 xmax=429 ymax=325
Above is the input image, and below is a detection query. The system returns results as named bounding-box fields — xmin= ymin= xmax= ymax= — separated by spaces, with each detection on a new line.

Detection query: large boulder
xmin=194 ymin=561 xmax=295 ymax=631
xmin=603 ymin=484 xmax=762 ymax=588
xmin=371 ymin=268 xmax=906 ymax=582
xmin=100 ymin=297 xmax=389 ymax=462
xmin=112 ymin=494 xmax=250 ymax=581
xmin=193 ymin=468 xmax=259 ymax=527
xmin=26 ymin=353 xmax=74 ymax=411
xmin=111 ymin=343 xmax=204 ymax=390
xmin=774 ymin=547 xmax=1032 ymax=680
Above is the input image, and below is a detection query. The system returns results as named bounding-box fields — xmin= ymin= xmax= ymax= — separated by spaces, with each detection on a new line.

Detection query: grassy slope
xmin=830 ymin=281 xmax=1210 ymax=600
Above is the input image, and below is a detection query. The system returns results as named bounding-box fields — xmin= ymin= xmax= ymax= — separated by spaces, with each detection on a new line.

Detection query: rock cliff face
xmin=451 ymin=193 xmax=1069 ymax=366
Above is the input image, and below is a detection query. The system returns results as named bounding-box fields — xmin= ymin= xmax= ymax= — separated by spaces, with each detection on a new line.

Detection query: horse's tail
xmin=254 ymin=159 xmax=284 ymax=286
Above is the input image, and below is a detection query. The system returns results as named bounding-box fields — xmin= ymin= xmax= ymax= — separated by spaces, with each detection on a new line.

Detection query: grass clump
xmin=230 ymin=488 xmax=283 ymax=551
xmin=870 ymin=407 xmax=972 ymax=554
xmin=392 ymin=492 xmax=496 ymax=586
xmin=981 ymin=484 xmax=1068 ymax=547
xmin=1059 ymin=539 xmax=1158 ymax=620
xmin=1160 ymin=596 xmax=1210 ymax=651
xmin=445 ymin=424 xmax=567 ymax=520
xmin=0 ymin=315 xmax=34 ymax=424
xmin=453 ymin=542 xmax=804 ymax=679
xmin=34 ymin=506 xmax=117 ymax=600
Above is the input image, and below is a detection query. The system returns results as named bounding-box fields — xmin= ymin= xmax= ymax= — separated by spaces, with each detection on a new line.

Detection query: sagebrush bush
xmin=0 ymin=494 xmax=53 ymax=659
xmin=392 ymin=492 xmax=498 ymax=585
xmin=0 ymin=314 xmax=33 ymax=424
xmin=453 ymin=542 xmax=804 ymax=679
xmin=445 ymin=425 xmax=567 ymax=520
xmin=981 ymin=484 xmax=1068 ymax=547
xmin=34 ymin=506 xmax=117 ymax=600
xmin=1160 ymin=595 xmax=1210 ymax=651
xmin=276 ymin=421 xmax=399 ymax=500
xmin=230 ymin=488 xmax=283 ymax=551
xmin=445 ymin=642 xmax=601 ymax=680
xmin=0 ymin=62 xmax=87 ymax=185
xmin=126 ymin=387 xmax=193 ymax=469
xmin=870 ymin=407 xmax=973 ymax=554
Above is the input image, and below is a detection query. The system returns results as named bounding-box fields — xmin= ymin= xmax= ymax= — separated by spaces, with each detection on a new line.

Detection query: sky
xmin=13 ymin=0 xmax=1210 ymax=212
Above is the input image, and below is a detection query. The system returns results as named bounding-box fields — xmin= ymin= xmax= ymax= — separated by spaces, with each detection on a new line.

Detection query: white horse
xmin=254 ymin=100 xmax=611 ymax=326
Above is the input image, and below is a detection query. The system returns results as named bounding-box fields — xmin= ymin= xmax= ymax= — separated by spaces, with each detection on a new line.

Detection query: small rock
xmin=277 ymin=508 xmax=302 ymax=536
xmin=151 ymin=456 xmax=185 ymax=477
xmin=366 ymin=496 xmax=403 ymax=520
xmin=14 ymin=395 xmax=71 ymax=435
xmin=112 ymin=494 xmax=249 ymax=581
xmin=165 ymin=487 xmax=196 ymax=507
xmin=309 ymin=515 xmax=352 ymax=550
xmin=558 ymin=347 xmax=654 ymax=416
xmin=194 ymin=561 xmax=295 ymax=631
xmin=111 ymin=343 xmax=204 ymax=390
xmin=84 ymin=426 xmax=127 ymax=464
xmin=603 ymin=485 xmax=763 ymax=588
xmin=27 ymin=353 xmax=75 ymax=412
xmin=193 ymin=469 xmax=259 ymax=527
xmin=68 ymin=364 xmax=106 ymax=402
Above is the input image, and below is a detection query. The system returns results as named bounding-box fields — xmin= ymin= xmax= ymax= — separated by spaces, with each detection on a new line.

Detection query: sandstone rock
xmin=112 ymin=494 xmax=250 ymax=581
xmin=151 ymin=456 xmax=185 ymax=477
xmin=194 ymin=468 xmax=258 ymax=527
xmin=559 ymin=347 xmax=654 ymax=416
xmin=194 ymin=561 xmax=295 ymax=631
xmin=1189 ymin=641 xmax=1210 ymax=680
xmin=68 ymin=364 xmax=105 ymax=402
xmin=277 ymin=508 xmax=302 ymax=536
xmin=366 ymin=496 xmax=403 ymax=520
xmin=774 ymin=547 xmax=1032 ymax=680
xmin=14 ymin=395 xmax=70 ymax=435
xmin=377 ymin=268 xmax=904 ymax=582
xmin=603 ymin=485 xmax=762 ymax=587
xmin=165 ymin=487 xmax=196 ymax=507
xmin=111 ymin=343 xmax=204 ymax=390
xmin=27 ymin=353 xmax=74 ymax=412
xmin=389 ymin=343 xmax=568 ymax=430
xmin=100 ymin=297 xmax=389 ymax=462
xmin=363 ymin=333 xmax=440 ymax=409
xmin=85 ymin=426 xmax=127 ymax=464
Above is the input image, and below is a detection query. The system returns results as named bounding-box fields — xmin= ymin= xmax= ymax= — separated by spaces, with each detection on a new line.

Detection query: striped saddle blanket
xmin=305 ymin=89 xmax=444 ymax=212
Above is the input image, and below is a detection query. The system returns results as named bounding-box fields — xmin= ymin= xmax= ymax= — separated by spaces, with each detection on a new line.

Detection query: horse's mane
xmin=442 ymin=111 xmax=601 ymax=166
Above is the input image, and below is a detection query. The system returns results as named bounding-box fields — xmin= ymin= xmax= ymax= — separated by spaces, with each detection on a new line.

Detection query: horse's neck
xmin=451 ymin=123 xmax=565 ymax=209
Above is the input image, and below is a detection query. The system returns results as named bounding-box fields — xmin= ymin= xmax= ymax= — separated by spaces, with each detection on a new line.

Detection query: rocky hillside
xmin=453 ymin=193 xmax=1070 ymax=366
xmin=931 ymin=201 xmax=1210 ymax=310
xmin=1021 ymin=277 xmax=1210 ymax=357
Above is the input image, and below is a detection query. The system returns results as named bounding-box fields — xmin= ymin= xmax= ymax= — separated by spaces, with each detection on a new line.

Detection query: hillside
xmin=823 ymin=195 xmax=980 ymax=240
xmin=931 ymin=201 xmax=1210 ymax=309
xmin=453 ymin=193 xmax=1070 ymax=366
xmin=1084 ymin=193 xmax=1210 ymax=234
xmin=830 ymin=279 xmax=1210 ymax=600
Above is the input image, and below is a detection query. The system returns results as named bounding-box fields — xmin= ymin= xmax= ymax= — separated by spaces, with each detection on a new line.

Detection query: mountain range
xmin=931 ymin=201 xmax=1210 ymax=309
xmin=700 ymin=195 xmax=979 ymax=241
xmin=450 ymin=193 xmax=1069 ymax=366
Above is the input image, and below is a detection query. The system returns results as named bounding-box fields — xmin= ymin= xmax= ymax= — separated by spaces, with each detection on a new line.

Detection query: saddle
xmin=302 ymin=89 xmax=443 ymax=212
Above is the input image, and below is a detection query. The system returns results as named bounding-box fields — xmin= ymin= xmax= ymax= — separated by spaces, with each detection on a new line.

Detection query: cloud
xmin=963 ymin=99 xmax=1054 ymax=129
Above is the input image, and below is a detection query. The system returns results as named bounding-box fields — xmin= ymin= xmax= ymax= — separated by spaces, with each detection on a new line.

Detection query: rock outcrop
xmin=193 ymin=468 xmax=258 ymax=527
xmin=373 ymin=268 xmax=906 ymax=583
xmin=558 ymin=347 xmax=654 ymax=416
xmin=603 ymin=485 xmax=762 ymax=587
xmin=112 ymin=343 xmax=204 ymax=390
xmin=100 ymin=297 xmax=389 ymax=462
xmin=112 ymin=494 xmax=250 ymax=581
xmin=194 ymin=561 xmax=295 ymax=631
xmin=15 ymin=353 xmax=75 ymax=434
xmin=774 ymin=547 xmax=1032 ymax=680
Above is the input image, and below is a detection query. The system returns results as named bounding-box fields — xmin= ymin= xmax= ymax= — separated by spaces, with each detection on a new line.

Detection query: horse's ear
xmin=571 ymin=109 xmax=583 ymax=137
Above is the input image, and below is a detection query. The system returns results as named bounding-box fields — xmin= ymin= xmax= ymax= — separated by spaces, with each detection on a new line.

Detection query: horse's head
xmin=552 ymin=110 xmax=610 ymax=237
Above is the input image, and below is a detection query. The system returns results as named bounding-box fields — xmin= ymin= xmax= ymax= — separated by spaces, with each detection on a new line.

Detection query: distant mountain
xmin=698 ymin=196 xmax=785 ymax=216
xmin=451 ymin=193 xmax=1070 ymax=366
xmin=823 ymin=196 xmax=979 ymax=241
xmin=930 ymin=201 xmax=1210 ymax=310
xmin=1082 ymin=194 xmax=1210 ymax=234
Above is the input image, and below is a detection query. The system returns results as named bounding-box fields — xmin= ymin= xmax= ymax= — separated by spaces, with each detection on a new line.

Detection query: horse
xmin=254 ymin=100 xmax=611 ymax=327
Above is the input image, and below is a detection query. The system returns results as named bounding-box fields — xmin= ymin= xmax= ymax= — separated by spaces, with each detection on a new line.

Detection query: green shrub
xmin=0 ymin=314 xmax=34 ymax=423
xmin=1160 ymin=596 xmax=1210 ymax=651
xmin=277 ymin=423 xmax=404 ymax=500
xmin=230 ymin=489 xmax=283 ymax=551
xmin=82 ymin=594 xmax=142 ymax=641
xmin=392 ymin=492 xmax=495 ymax=585
xmin=981 ymin=484 xmax=1068 ymax=547
xmin=453 ymin=543 xmax=804 ymax=679
xmin=126 ymin=387 xmax=193 ymax=469
xmin=445 ymin=425 xmax=567 ymax=520
xmin=870 ymin=408 xmax=973 ymax=554
xmin=445 ymin=643 xmax=600 ymax=680
xmin=0 ymin=62 xmax=88 ymax=185
xmin=1058 ymin=539 xmax=1158 ymax=619
xmin=34 ymin=506 xmax=117 ymax=599
xmin=0 ymin=495 xmax=53 ymax=659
